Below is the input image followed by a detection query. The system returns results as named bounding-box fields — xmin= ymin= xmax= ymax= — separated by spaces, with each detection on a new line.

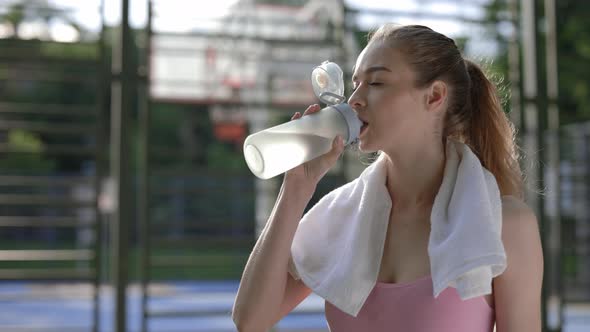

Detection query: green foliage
xmin=483 ymin=0 xmax=590 ymax=124
xmin=0 ymin=2 xmax=25 ymax=33
xmin=7 ymin=129 xmax=43 ymax=152
xmin=147 ymin=103 xmax=248 ymax=172
xmin=40 ymin=42 xmax=98 ymax=59
xmin=0 ymin=129 xmax=56 ymax=173
xmin=150 ymin=104 xmax=186 ymax=147
xmin=556 ymin=1 xmax=590 ymax=124
xmin=0 ymin=0 xmax=81 ymax=40
xmin=206 ymin=142 xmax=248 ymax=172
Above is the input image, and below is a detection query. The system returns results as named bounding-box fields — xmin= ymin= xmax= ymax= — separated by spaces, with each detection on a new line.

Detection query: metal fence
xmin=0 ymin=25 xmax=106 ymax=332
xmin=0 ymin=0 xmax=588 ymax=332
xmin=136 ymin=1 xmax=347 ymax=330
xmin=559 ymin=123 xmax=590 ymax=302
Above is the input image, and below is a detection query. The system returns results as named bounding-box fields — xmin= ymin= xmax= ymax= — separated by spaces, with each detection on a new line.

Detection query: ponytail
xmin=464 ymin=59 xmax=524 ymax=198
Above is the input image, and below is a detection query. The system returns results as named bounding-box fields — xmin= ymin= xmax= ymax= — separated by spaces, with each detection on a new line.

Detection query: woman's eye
xmin=351 ymin=82 xmax=381 ymax=91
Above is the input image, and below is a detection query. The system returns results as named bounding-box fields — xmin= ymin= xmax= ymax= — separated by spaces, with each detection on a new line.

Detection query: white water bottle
xmin=243 ymin=61 xmax=361 ymax=179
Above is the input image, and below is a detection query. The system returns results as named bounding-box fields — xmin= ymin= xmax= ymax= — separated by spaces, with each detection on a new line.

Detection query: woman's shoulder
xmin=499 ymin=195 xmax=540 ymax=239
xmin=498 ymin=195 xmax=543 ymax=274
xmin=500 ymin=195 xmax=537 ymax=222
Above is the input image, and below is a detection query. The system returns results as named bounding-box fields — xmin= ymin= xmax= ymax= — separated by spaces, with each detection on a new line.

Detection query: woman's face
xmin=349 ymin=41 xmax=431 ymax=153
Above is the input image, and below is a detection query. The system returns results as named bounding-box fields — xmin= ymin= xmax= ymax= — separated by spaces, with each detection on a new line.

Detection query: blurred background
xmin=0 ymin=0 xmax=588 ymax=331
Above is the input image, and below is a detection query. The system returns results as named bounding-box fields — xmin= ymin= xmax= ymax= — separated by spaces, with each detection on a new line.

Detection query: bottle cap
xmin=311 ymin=61 xmax=345 ymax=105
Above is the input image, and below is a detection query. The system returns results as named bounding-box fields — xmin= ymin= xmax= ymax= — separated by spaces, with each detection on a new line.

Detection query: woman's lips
xmin=360 ymin=122 xmax=369 ymax=136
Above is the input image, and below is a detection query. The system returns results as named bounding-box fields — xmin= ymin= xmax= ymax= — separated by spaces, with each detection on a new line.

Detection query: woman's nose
xmin=348 ymin=87 xmax=366 ymax=110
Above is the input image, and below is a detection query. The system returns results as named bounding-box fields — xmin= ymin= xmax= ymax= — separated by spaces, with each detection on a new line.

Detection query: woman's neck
xmin=382 ymin=141 xmax=446 ymax=210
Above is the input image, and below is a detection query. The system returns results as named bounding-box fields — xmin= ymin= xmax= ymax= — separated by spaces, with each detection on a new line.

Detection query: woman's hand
xmin=283 ymin=104 xmax=346 ymax=190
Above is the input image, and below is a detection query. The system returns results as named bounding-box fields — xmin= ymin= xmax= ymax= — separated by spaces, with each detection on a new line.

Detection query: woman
xmin=232 ymin=24 xmax=543 ymax=332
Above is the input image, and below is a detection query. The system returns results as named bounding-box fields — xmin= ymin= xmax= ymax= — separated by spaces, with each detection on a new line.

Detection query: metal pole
xmin=254 ymin=71 xmax=279 ymax=240
xmin=93 ymin=1 xmax=107 ymax=332
xmin=110 ymin=0 xmax=132 ymax=330
xmin=139 ymin=1 xmax=153 ymax=332
xmin=543 ymin=0 xmax=562 ymax=330
xmin=507 ymin=0 xmax=522 ymax=131
xmin=520 ymin=0 xmax=547 ymax=327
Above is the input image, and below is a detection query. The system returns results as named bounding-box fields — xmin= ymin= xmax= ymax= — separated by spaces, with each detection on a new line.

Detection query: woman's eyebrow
xmin=352 ymin=65 xmax=392 ymax=81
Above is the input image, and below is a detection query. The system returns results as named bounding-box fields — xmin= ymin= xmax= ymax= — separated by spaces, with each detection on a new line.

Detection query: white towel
xmin=288 ymin=139 xmax=506 ymax=317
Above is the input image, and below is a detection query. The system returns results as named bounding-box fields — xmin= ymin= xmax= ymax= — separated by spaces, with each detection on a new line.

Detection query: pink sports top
xmin=325 ymin=275 xmax=495 ymax=332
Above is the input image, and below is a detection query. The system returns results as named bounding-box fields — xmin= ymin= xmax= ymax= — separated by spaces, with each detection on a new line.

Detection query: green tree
xmin=0 ymin=0 xmax=97 ymax=174
xmin=0 ymin=129 xmax=56 ymax=173
xmin=556 ymin=0 xmax=590 ymax=124
xmin=483 ymin=0 xmax=590 ymax=124
xmin=0 ymin=0 xmax=81 ymax=39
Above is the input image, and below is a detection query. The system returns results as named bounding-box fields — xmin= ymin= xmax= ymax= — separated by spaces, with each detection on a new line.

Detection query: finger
xmin=303 ymin=104 xmax=316 ymax=112
xmin=291 ymin=112 xmax=301 ymax=120
xmin=327 ymin=135 xmax=345 ymax=160
xmin=303 ymin=104 xmax=320 ymax=116
xmin=319 ymin=136 xmax=344 ymax=170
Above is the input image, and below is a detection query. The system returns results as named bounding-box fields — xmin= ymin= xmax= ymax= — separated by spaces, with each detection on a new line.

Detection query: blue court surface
xmin=0 ymin=280 xmax=327 ymax=332
xmin=0 ymin=281 xmax=588 ymax=332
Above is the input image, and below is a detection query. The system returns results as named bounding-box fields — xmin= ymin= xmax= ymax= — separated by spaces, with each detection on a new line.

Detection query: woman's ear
xmin=425 ymin=80 xmax=447 ymax=112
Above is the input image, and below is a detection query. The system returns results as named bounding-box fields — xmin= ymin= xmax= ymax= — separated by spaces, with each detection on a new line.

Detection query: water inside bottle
xmin=245 ymin=131 xmax=333 ymax=179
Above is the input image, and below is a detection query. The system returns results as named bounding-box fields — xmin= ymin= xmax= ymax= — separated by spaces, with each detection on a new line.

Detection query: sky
xmin=0 ymin=0 xmax=498 ymax=55
xmin=0 ymin=0 xmax=236 ymax=41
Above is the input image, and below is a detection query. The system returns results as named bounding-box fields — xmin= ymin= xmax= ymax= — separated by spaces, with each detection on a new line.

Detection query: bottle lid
xmin=311 ymin=61 xmax=345 ymax=105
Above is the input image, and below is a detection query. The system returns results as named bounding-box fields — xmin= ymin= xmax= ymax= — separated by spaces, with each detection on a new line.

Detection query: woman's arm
xmin=231 ymin=180 xmax=315 ymax=332
xmin=232 ymin=105 xmax=345 ymax=332
xmin=494 ymin=196 xmax=544 ymax=332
